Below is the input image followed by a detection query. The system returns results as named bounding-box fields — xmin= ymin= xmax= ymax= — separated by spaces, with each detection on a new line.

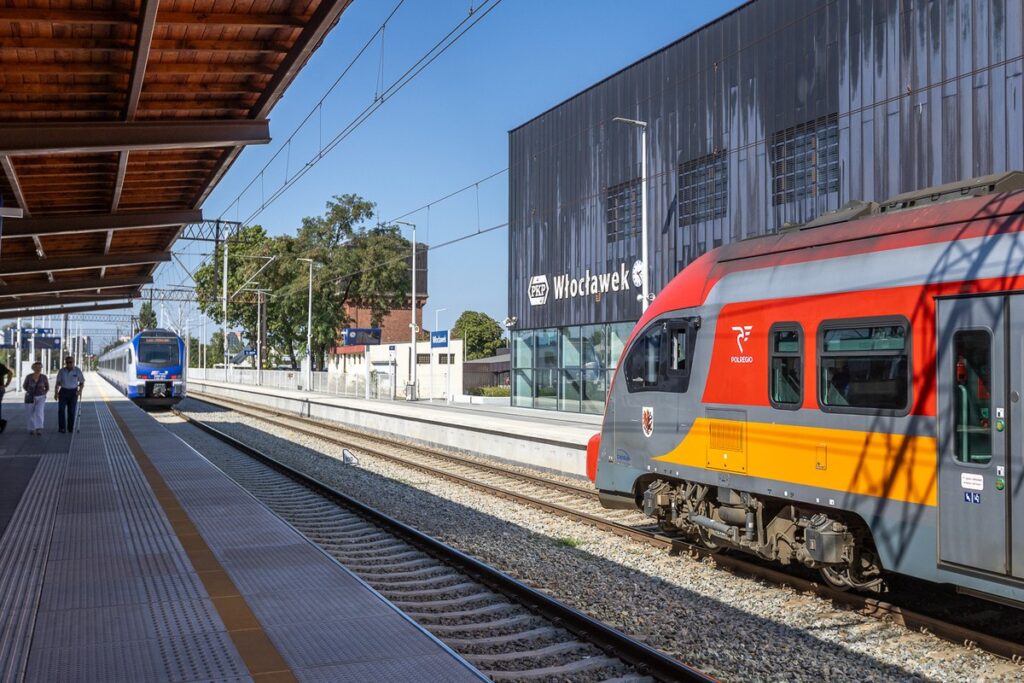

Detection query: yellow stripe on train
xmin=652 ymin=418 xmax=937 ymax=507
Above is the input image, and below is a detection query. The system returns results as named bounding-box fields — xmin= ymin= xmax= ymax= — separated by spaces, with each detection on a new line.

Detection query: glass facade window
xmin=512 ymin=321 xmax=636 ymax=414
xmin=770 ymin=113 xmax=839 ymax=205
xmin=606 ymin=178 xmax=641 ymax=242
xmin=534 ymin=328 xmax=559 ymax=410
xmin=678 ymin=151 xmax=727 ymax=225
xmin=513 ymin=369 xmax=534 ymax=408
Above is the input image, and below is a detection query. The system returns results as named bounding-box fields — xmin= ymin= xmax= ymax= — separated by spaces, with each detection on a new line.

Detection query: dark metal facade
xmin=508 ymin=0 xmax=1024 ymax=330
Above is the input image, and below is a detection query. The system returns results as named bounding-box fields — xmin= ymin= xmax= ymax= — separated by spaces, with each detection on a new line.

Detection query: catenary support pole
xmin=307 ymin=259 xmax=313 ymax=389
xmin=257 ymin=291 xmax=263 ymax=386
xmin=395 ymin=221 xmax=417 ymax=400
xmin=222 ymin=230 xmax=229 ymax=382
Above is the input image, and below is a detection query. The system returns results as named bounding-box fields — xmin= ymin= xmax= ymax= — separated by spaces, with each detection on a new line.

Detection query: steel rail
xmin=182 ymin=393 xmax=1024 ymax=664
xmin=188 ymin=391 xmax=599 ymax=500
xmin=171 ymin=407 xmax=717 ymax=683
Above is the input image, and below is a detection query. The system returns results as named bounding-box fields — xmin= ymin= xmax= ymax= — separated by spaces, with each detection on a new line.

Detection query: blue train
xmin=98 ymin=329 xmax=187 ymax=408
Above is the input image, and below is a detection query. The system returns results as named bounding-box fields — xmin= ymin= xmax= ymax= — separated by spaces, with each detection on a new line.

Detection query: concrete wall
xmin=189 ymin=378 xmax=588 ymax=478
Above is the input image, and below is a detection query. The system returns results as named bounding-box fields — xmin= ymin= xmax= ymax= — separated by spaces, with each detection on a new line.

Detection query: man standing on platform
xmin=55 ymin=355 xmax=84 ymax=434
xmin=0 ymin=359 xmax=11 ymax=433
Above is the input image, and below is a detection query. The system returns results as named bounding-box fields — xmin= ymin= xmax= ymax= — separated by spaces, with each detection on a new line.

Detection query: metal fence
xmin=187 ymin=367 xmax=401 ymax=400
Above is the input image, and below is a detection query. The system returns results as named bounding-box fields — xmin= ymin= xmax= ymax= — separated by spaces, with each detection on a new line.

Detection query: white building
xmin=328 ymin=338 xmax=464 ymax=401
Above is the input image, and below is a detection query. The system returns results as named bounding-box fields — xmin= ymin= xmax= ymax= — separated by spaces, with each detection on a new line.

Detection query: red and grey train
xmin=589 ymin=173 xmax=1024 ymax=606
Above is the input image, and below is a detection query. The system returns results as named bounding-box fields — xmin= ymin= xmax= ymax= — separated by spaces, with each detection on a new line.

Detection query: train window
xmin=818 ymin=318 xmax=910 ymax=414
xmin=623 ymin=318 xmax=699 ymax=393
xmin=139 ymin=338 xmax=179 ymax=366
xmin=625 ymin=324 xmax=663 ymax=391
xmin=952 ymin=330 xmax=992 ymax=465
xmin=769 ymin=324 xmax=802 ymax=409
xmin=669 ymin=328 xmax=687 ymax=371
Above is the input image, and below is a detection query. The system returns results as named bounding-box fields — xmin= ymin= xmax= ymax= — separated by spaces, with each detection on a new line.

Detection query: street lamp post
xmin=395 ymin=221 xmax=418 ymax=400
xmin=241 ymin=288 xmax=269 ymax=386
xmin=612 ymin=116 xmax=650 ymax=311
xmin=222 ymin=238 xmax=229 ymax=380
xmin=298 ymin=258 xmax=315 ymax=391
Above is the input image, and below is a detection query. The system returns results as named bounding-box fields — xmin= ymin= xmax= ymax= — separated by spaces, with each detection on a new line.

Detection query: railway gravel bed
xmin=157 ymin=406 xmax=708 ymax=683
xmin=190 ymin=391 xmax=628 ymax=521
xmin=164 ymin=398 xmax=1024 ymax=682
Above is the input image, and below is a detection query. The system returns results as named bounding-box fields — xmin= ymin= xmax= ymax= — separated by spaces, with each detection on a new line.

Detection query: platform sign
xmin=430 ymin=330 xmax=449 ymax=349
xmin=21 ymin=328 xmax=54 ymax=335
xmin=23 ymin=336 xmax=60 ymax=350
xmin=343 ymin=328 xmax=382 ymax=346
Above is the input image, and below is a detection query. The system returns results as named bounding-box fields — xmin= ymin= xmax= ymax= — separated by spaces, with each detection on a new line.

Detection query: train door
xmin=936 ymin=295 xmax=1009 ymax=575
xmin=612 ymin=320 xmax=680 ymax=475
xmin=1008 ymin=296 xmax=1024 ymax=580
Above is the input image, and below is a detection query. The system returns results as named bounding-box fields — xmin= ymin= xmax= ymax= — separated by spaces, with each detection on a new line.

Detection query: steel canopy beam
xmin=113 ymin=0 xmax=160 ymax=213
xmin=0 ymin=292 xmax=133 ymax=310
xmin=0 ymin=275 xmax=152 ymax=297
xmin=0 ymin=156 xmax=30 ymax=217
xmin=0 ymin=251 xmax=170 ymax=276
xmin=0 ymin=120 xmax=270 ymax=156
xmin=1 ymin=209 xmax=202 ymax=238
xmin=0 ymin=301 xmax=133 ymax=318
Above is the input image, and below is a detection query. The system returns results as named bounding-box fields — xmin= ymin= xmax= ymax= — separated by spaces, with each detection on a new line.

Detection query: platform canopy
xmin=0 ymin=0 xmax=351 ymax=316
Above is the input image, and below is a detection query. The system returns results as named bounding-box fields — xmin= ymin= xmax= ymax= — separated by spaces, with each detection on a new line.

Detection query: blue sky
xmin=162 ymin=0 xmax=747 ymax=336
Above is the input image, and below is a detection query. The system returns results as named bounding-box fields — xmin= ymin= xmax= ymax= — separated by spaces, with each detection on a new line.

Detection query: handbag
xmin=23 ymin=377 xmax=38 ymax=403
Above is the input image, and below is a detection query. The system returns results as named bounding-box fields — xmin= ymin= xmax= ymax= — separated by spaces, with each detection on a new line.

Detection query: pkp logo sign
xmin=528 ymin=274 xmax=549 ymax=306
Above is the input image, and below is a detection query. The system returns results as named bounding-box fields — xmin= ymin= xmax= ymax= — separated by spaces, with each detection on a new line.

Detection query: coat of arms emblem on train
xmin=641 ymin=406 xmax=654 ymax=437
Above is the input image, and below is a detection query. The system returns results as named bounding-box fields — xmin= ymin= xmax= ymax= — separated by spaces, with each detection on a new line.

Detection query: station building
xmin=507 ymin=0 xmax=1024 ymax=413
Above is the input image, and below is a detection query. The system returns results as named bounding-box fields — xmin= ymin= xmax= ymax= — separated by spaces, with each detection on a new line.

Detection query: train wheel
xmin=819 ymin=551 xmax=885 ymax=593
xmin=696 ymin=527 xmax=724 ymax=554
xmin=819 ymin=566 xmax=851 ymax=591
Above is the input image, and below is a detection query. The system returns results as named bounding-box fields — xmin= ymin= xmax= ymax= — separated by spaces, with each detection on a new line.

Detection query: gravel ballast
xmin=161 ymin=400 xmax=1024 ymax=682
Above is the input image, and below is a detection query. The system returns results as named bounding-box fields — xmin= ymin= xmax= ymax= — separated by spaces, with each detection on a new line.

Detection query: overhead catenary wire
xmin=221 ymin=0 xmax=503 ymax=227
xmin=167 ymin=0 xmax=504 ymax=307
xmin=218 ymin=0 xmax=408 ymax=222
xmin=239 ymin=0 xmax=505 ymax=227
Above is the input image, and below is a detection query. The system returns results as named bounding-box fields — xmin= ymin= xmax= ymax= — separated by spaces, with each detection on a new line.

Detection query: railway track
xmin=181 ymin=391 xmax=1024 ymax=665
xmin=169 ymin=405 xmax=714 ymax=683
xmin=187 ymin=392 xmax=623 ymax=519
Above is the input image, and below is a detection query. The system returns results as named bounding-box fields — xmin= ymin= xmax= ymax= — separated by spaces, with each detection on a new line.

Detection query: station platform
xmin=0 ymin=387 xmax=484 ymax=682
xmin=188 ymin=377 xmax=600 ymax=478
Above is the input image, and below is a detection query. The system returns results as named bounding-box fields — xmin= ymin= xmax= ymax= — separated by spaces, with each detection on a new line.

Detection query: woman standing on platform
xmin=22 ymin=362 xmax=48 ymax=435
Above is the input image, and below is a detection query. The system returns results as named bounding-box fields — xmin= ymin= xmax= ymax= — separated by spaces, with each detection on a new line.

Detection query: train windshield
xmin=138 ymin=337 xmax=179 ymax=367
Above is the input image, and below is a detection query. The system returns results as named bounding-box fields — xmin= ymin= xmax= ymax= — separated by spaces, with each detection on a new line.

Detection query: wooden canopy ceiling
xmin=0 ymin=0 xmax=351 ymax=316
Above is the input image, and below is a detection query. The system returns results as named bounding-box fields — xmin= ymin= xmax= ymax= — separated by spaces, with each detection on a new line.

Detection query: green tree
xmin=452 ymin=311 xmax=505 ymax=360
xmin=192 ymin=195 xmax=411 ymax=370
xmin=138 ymin=301 xmax=158 ymax=330
xmin=99 ymin=338 xmax=122 ymax=355
xmin=207 ymin=330 xmax=244 ymax=365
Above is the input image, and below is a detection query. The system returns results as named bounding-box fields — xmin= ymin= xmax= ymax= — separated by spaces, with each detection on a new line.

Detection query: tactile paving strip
xmin=25 ymin=400 xmax=249 ymax=682
xmin=0 ymin=450 xmax=67 ymax=682
xmin=103 ymin=391 xmax=485 ymax=682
